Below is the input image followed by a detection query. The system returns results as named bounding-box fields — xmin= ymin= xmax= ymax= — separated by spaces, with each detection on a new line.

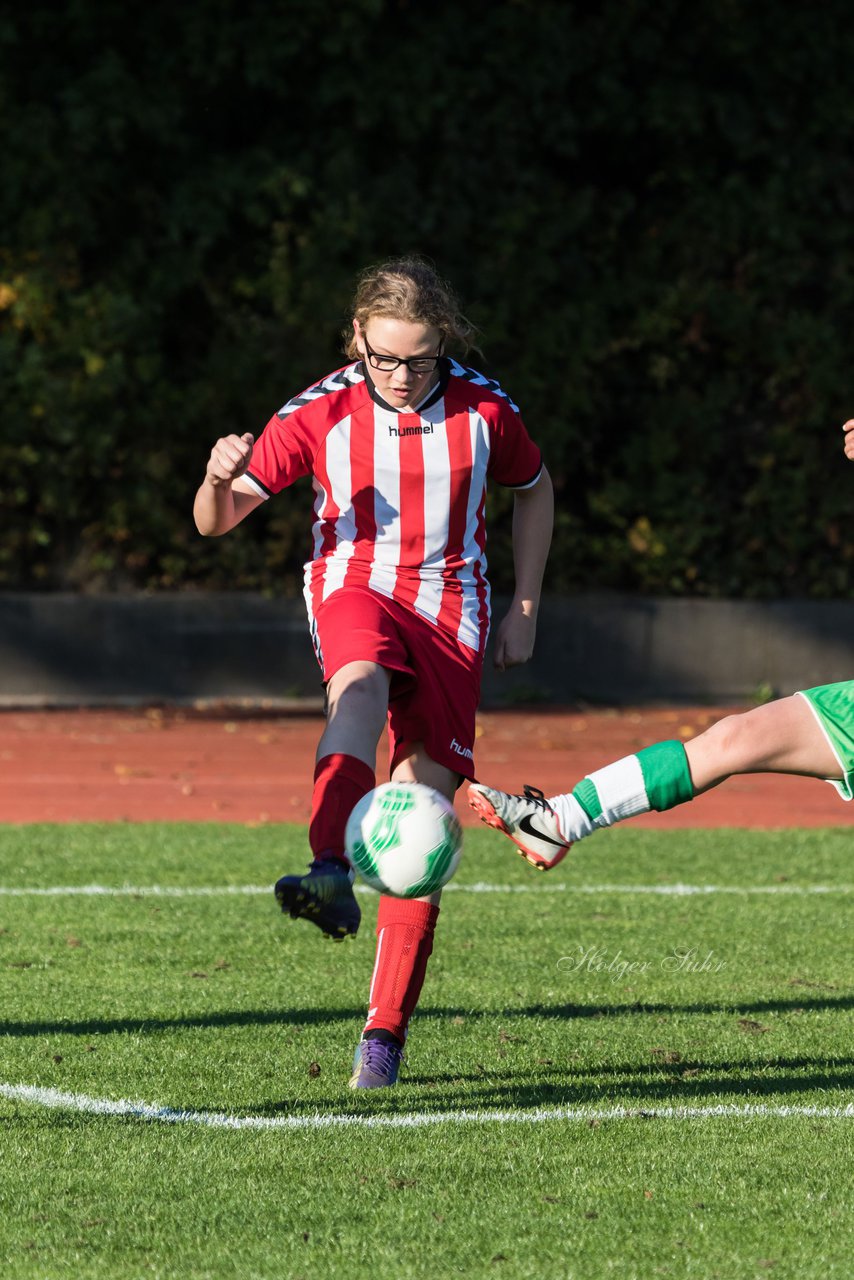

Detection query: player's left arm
xmin=843 ymin=418 xmax=854 ymax=461
xmin=493 ymin=466 xmax=554 ymax=671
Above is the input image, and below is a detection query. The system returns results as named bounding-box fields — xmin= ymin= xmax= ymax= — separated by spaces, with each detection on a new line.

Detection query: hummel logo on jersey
xmin=388 ymin=423 xmax=434 ymax=437
xmin=450 ymin=738 xmax=474 ymax=760
xmin=518 ymin=812 xmax=567 ymax=847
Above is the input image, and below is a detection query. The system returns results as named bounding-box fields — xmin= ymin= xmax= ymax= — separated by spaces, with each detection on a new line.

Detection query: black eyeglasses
xmin=364 ymin=338 xmax=443 ymax=375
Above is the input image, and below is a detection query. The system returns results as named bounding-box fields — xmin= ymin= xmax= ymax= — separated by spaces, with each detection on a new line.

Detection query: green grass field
xmin=1 ymin=821 xmax=852 ymax=1279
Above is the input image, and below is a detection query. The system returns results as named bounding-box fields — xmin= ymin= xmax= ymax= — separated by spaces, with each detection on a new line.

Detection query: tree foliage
xmin=2 ymin=0 xmax=852 ymax=596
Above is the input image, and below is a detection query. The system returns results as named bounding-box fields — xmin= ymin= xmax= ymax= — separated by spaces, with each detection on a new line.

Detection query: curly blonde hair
xmin=343 ymin=256 xmax=477 ymax=359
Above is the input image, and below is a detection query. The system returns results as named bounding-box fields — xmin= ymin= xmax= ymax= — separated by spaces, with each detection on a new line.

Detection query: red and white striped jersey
xmin=243 ymin=358 xmax=542 ymax=653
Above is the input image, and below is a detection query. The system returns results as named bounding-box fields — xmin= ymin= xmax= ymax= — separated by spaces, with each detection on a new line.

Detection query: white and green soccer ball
xmin=345 ymin=781 xmax=463 ymax=898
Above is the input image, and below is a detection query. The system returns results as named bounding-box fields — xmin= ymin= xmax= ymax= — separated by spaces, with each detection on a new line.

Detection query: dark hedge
xmin=2 ymin=0 xmax=852 ymax=597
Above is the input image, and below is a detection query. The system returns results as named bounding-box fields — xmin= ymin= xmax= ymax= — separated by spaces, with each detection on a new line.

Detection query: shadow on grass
xmin=3 ymin=991 xmax=853 ymax=1039
xmin=403 ymin=1057 xmax=854 ymax=1101
xmin=245 ymin=1054 xmax=854 ymax=1119
xmin=245 ymin=1067 xmax=854 ymax=1120
xmin=5 ymin=999 xmax=854 ymax=1120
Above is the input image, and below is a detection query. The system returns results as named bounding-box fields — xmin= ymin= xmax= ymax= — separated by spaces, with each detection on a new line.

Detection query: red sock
xmin=363 ymin=897 xmax=440 ymax=1043
xmin=309 ymin=753 xmax=375 ymax=864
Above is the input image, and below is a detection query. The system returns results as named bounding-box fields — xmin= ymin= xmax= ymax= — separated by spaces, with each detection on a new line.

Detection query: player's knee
xmin=327 ymin=664 xmax=388 ymax=713
xmin=697 ymin=712 xmax=757 ymax=772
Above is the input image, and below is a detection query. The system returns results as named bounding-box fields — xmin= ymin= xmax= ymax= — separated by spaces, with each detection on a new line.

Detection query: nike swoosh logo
xmin=518 ymin=814 xmax=567 ymax=846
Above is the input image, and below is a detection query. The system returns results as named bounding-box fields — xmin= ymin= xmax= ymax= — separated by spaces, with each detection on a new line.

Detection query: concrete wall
xmin=0 ymin=592 xmax=851 ymax=708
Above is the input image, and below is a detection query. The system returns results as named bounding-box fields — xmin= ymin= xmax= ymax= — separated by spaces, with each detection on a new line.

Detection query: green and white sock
xmin=549 ymin=740 xmax=694 ymax=843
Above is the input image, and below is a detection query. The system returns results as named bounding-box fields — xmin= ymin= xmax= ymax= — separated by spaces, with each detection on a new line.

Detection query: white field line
xmin=0 ymin=882 xmax=852 ymax=898
xmin=1 ymin=1083 xmax=853 ymax=1131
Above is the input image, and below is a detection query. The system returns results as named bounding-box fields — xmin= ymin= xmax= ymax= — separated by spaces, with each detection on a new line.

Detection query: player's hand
xmin=843 ymin=419 xmax=854 ymax=462
xmin=205 ymin=433 xmax=255 ymax=487
xmin=493 ymin=606 xmax=537 ymax=671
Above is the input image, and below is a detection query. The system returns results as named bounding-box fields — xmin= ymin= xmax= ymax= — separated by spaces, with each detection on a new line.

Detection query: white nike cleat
xmin=467 ymin=782 xmax=572 ymax=871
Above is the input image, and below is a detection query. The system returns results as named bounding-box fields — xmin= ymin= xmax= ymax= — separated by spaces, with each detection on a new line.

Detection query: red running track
xmin=0 ymin=706 xmax=850 ymax=828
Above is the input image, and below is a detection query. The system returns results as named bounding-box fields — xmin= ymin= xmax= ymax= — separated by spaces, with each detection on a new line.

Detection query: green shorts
xmin=797 ymin=681 xmax=854 ymax=801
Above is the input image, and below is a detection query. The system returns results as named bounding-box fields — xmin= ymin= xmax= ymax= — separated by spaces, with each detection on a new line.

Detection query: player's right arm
xmin=193 ymin=432 xmax=264 ymax=535
xmin=844 ymin=418 xmax=854 ymax=462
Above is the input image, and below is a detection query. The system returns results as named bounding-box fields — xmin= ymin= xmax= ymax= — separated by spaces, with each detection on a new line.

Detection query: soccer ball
xmin=345 ymin=781 xmax=463 ymax=898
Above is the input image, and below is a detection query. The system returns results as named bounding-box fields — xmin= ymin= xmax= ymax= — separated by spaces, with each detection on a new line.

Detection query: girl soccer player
xmin=468 ymin=420 xmax=854 ymax=868
xmin=194 ymin=257 xmax=553 ymax=1087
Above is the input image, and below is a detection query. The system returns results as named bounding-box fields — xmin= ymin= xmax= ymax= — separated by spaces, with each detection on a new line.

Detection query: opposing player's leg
xmin=684 ymin=692 xmax=844 ymax=791
xmin=470 ymin=686 xmax=852 ymax=861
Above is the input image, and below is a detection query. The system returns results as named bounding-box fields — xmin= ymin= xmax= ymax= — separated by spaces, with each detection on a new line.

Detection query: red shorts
xmin=312 ymin=588 xmax=482 ymax=781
